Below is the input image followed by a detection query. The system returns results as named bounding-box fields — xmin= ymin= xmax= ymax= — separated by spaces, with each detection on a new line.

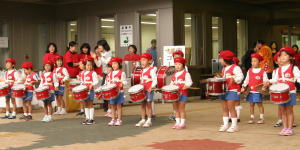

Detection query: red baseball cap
xmin=274 ymin=52 xmax=280 ymax=62
xmin=6 ymin=58 xmax=16 ymax=65
xmin=55 ymin=55 xmax=64 ymax=61
xmin=279 ymin=46 xmax=296 ymax=57
xmin=219 ymin=50 xmax=235 ymax=60
xmin=251 ymin=53 xmax=263 ymax=61
xmin=233 ymin=57 xmax=240 ymax=64
xmin=110 ymin=57 xmax=123 ymax=64
xmin=174 ymin=57 xmax=186 ymax=65
xmin=140 ymin=53 xmax=152 ymax=60
xmin=173 ymin=50 xmax=184 ymax=57
xmin=22 ymin=62 xmax=33 ymax=69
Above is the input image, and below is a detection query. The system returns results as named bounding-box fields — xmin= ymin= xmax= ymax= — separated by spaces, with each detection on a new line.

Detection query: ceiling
xmin=0 ymin=0 xmax=95 ymax=5
xmin=231 ymin=0 xmax=300 ymax=12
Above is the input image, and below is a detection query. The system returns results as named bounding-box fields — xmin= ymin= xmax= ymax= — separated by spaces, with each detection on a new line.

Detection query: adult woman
xmin=124 ymin=45 xmax=140 ymax=61
xmin=43 ymin=43 xmax=59 ymax=65
xmin=64 ymin=41 xmax=80 ymax=78
xmin=79 ymin=43 xmax=92 ymax=60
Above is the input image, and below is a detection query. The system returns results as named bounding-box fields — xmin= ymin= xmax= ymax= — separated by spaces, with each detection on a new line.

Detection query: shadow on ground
xmin=0 ymin=115 xmax=169 ymax=150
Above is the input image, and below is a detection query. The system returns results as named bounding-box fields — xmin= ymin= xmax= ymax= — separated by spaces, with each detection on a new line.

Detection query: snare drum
xmin=35 ymin=86 xmax=50 ymax=101
xmin=131 ymin=66 xmax=143 ymax=86
xmin=0 ymin=83 xmax=9 ymax=97
xmin=12 ymin=84 xmax=26 ymax=98
xmin=157 ymin=66 xmax=176 ymax=89
xmin=128 ymin=84 xmax=146 ymax=103
xmin=206 ymin=78 xmax=227 ymax=96
xmin=269 ymin=83 xmax=290 ymax=104
xmin=72 ymin=85 xmax=88 ymax=101
xmin=95 ymin=86 xmax=103 ymax=100
xmin=161 ymin=85 xmax=180 ymax=102
xmin=69 ymin=80 xmax=81 ymax=91
xmin=101 ymin=84 xmax=119 ymax=100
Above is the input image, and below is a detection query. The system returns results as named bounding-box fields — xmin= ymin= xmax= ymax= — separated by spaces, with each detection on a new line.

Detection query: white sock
xmin=80 ymin=109 xmax=84 ymax=112
xmin=229 ymin=112 xmax=231 ymax=118
xmin=235 ymin=106 xmax=241 ymax=119
xmin=147 ymin=117 xmax=152 ymax=123
xmin=141 ymin=119 xmax=146 ymax=122
xmin=107 ymin=109 xmax=112 ymax=113
xmin=61 ymin=108 xmax=66 ymax=112
xmin=180 ymin=118 xmax=186 ymax=126
xmin=5 ymin=111 xmax=9 ymax=116
xmin=223 ymin=117 xmax=229 ymax=127
xmin=152 ymin=101 xmax=155 ymax=115
xmin=48 ymin=115 xmax=52 ymax=118
xmin=28 ymin=113 xmax=31 ymax=116
xmin=175 ymin=118 xmax=180 ymax=125
xmin=89 ymin=108 xmax=94 ymax=120
xmin=260 ymin=114 xmax=264 ymax=119
xmin=85 ymin=108 xmax=90 ymax=120
xmin=12 ymin=112 xmax=16 ymax=116
xmin=24 ymin=113 xmax=28 ymax=116
xmin=250 ymin=114 xmax=255 ymax=119
xmin=57 ymin=107 xmax=61 ymax=112
xmin=231 ymin=118 xmax=238 ymax=128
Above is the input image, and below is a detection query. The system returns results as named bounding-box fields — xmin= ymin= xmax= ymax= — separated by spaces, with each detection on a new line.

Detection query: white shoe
xmin=115 ymin=120 xmax=122 ymax=126
xmin=41 ymin=115 xmax=48 ymax=122
xmin=45 ymin=116 xmax=53 ymax=122
xmin=135 ymin=120 xmax=146 ymax=127
xmin=59 ymin=109 xmax=67 ymax=115
xmin=218 ymin=125 xmax=228 ymax=132
xmin=108 ymin=120 xmax=116 ymax=126
xmin=142 ymin=121 xmax=152 ymax=128
xmin=226 ymin=126 xmax=239 ymax=133
xmin=257 ymin=119 xmax=264 ymax=124
xmin=53 ymin=111 xmax=61 ymax=115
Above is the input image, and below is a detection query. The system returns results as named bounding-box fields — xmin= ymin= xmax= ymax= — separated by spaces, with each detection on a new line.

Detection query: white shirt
xmin=141 ymin=66 xmax=157 ymax=88
xmin=105 ymin=70 xmax=127 ymax=85
xmin=270 ymin=64 xmax=300 ymax=93
xmin=54 ymin=67 xmax=69 ymax=83
xmin=39 ymin=71 xmax=59 ymax=89
xmin=223 ymin=65 xmax=244 ymax=84
xmin=100 ymin=51 xmax=112 ymax=74
xmin=83 ymin=71 xmax=99 ymax=87
xmin=171 ymin=70 xmax=193 ymax=87
xmin=242 ymin=68 xmax=268 ymax=93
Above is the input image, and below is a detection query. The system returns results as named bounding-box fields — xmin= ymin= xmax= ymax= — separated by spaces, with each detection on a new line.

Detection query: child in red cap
xmin=105 ymin=57 xmax=127 ymax=126
xmin=242 ymin=53 xmax=268 ymax=124
xmin=20 ymin=62 xmax=40 ymax=121
xmin=170 ymin=57 xmax=192 ymax=129
xmin=218 ymin=50 xmax=244 ymax=133
xmin=269 ymin=46 xmax=300 ymax=136
xmin=272 ymin=52 xmax=283 ymax=127
xmin=75 ymin=58 xmax=87 ymax=116
xmin=53 ymin=55 xmax=70 ymax=115
xmin=135 ymin=53 xmax=157 ymax=128
xmin=1 ymin=58 xmax=20 ymax=119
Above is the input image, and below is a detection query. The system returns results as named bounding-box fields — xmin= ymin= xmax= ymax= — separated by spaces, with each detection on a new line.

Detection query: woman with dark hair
xmin=270 ymin=41 xmax=278 ymax=56
xmin=64 ymin=41 xmax=80 ymax=78
xmin=293 ymin=44 xmax=300 ymax=68
xmin=43 ymin=43 xmax=59 ymax=65
xmin=92 ymin=40 xmax=112 ymax=77
xmin=80 ymin=43 xmax=92 ymax=60
xmin=124 ymin=45 xmax=140 ymax=61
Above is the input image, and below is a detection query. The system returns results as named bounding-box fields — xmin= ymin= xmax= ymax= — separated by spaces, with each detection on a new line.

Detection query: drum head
xmin=0 ymin=83 xmax=8 ymax=88
xmin=207 ymin=77 xmax=225 ymax=82
xmin=102 ymin=84 xmax=116 ymax=90
xmin=36 ymin=86 xmax=49 ymax=92
xmin=72 ymin=85 xmax=87 ymax=92
xmin=162 ymin=85 xmax=179 ymax=92
xmin=157 ymin=66 xmax=176 ymax=89
xmin=95 ymin=86 xmax=103 ymax=92
xmin=270 ymin=83 xmax=289 ymax=92
xmin=12 ymin=84 xmax=25 ymax=90
xmin=128 ymin=84 xmax=144 ymax=93
xmin=70 ymin=80 xmax=81 ymax=85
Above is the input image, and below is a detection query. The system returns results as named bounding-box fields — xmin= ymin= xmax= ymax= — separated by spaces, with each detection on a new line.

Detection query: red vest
xmin=141 ymin=67 xmax=154 ymax=90
xmin=248 ymin=68 xmax=264 ymax=92
xmin=41 ymin=72 xmax=55 ymax=90
xmin=78 ymin=71 xmax=85 ymax=82
xmin=94 ymin=56 xmax=103 ymax=76
xmin=25 ymin=72 xmax=38 ymax=91
xmin=83 ymin=71 xmax=96 ymax=90
xmin=171 ymin=70 xmax=188 ymax=95
xmin=222 ymin=64 xmax=241 ymax=92
xmin=5 ymin=70 xmax=16 ymax=88
xmin=278 ymin=64 xmax=295 ymax=91
xmin=54 ymin=67 xmax=67 ymax=85
xmin=108 ymin=70 xmax=123 ymax=90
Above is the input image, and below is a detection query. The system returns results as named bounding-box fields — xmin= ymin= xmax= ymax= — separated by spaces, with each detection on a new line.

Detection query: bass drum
xmin=156 ymin=66 xmax=176 ymax=89
xmin=131 ymin=66 xmax=143 ymax=86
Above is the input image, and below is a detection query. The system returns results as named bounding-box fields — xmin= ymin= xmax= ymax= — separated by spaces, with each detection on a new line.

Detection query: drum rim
xmin=161 ymin=85 xmax=179 ymax=92
xmin=207 ymin=78 xmax=226 ymax=82
xmin=72 ymin=85 xmax=88 ymax=92
xmin=101 ymin=84 xmax=117 ymax=91
xmin=35 ymin=87 xmax=49 ymax=92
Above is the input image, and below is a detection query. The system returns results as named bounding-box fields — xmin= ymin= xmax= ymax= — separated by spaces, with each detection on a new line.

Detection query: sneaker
xmin=59 ymin=109 xmax=67 ymax=115
xmin=86 ymin=119 xmax=95 ymax=125
xmin=53 ymin=110 xmax=61 ymax=115
xmin=218 ymin=125 xmax=229 ymax=132
xmin=257 ymin=119 xmax=264 ymax=124
xmin=286 ymin=128 xmax=294 ymax=136
xmin=81 ymin=119 xmax=88 ymax=125
xmin=279 ymin=128 xmax=288 ymax=136
xmin=25 ymin=115 xmax=32 ymax=121
xmin=115 ymin=120 xmax=122 ymax=126
xmin=142 ymin=121 xmax=152 ymax=128
xmin=226 ymin=126 xmax=239 ymax=133
xmin=168 ymin=115 xmax=176 ymax=121
xmin=105 ymin=112 xmax=112 ymax=118
xmin=19 ymin=115 xmax=27 ymax=120
xmin=8 ymin=115 xmax=16 ymax=119
xmin=176 ymin=124 xmax=186 ymax=130
xmin=45 ymin=116 xmax=53 ymax=122
xmin=76 ymin=111 xmax=85 ymax=116
xmin=248 ymin=119 xmax=255 ymax=124
xmin=135 ymin=120 xmax=146 ymax=127
xmin=1 ymin=115 xmax=9 ymax=119
xmin=108 ymin=120 xmax=116 ymax=126
xmin=172 ymin=124 xmax=179 ymax=129
xmin=274 ymin=120 xmax=283 ymax=127
xmin=41 ymin=115 xmax=48 ymax=122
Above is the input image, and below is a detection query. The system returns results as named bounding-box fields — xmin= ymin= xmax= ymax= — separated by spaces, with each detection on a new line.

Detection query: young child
xmin=231 ymin=57 xmax=242 ymax=122
xmin=40 ymin=61 xmax=59 ymax=122
xmin=170 ymin=57 xmax=192 ymax=129
xmin=20 ymin=62 xmax=40 ymax=121
xmin=53 ymin=55 xmax=69 ymax=115
xmin=241 ymin=54 xmax=268 ymax=124
xmin=106 ymin=57 xmax=127 ymax=126
xmin=81 ymin=58 xmax=99 ymax=125
xmin=104 ymin=63 xmax=113 ymax=118
xmin=2 ymin=58 xmax=20 ymax=119
xmin=218 ymin=50 xmax=244 ymax=133
xmin=135 ymin=53 xmax=157 ymax=128
xmin=272 ymin=52 xmax=283 ymax=127
xmin=76 ymin=58 xmax=86 ymax=116
xmin=269 ymin=46 xmax=300 ymax=136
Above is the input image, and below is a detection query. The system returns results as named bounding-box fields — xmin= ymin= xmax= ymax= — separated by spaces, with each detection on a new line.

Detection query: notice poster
xmin=163 ymin=46 xmax=185 ymax=66
xmin=120 ymin=25 xmax=133 ymax=47
xmin=0 ymin=37 xmax=8 ymax=48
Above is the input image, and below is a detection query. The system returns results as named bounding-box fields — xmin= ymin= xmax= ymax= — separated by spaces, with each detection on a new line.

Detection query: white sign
xmin=163 ymin=46 xmax=185 ymax=66
xmin=120 ymin=25 xmax=133 ymax=47
xmin=0 ymin=37 xmax=8 ymax=48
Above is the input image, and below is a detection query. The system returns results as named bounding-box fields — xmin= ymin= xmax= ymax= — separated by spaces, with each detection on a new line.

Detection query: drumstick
xmin=188 ymin=87 xmax=200 ymax=90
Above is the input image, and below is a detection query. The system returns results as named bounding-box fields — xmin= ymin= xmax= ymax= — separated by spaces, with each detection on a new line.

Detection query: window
xmin=237 ymin=19 xmax=248 ymax=59
xmin=100 ymin=17 xmax=115 ymax=56
xmin=140 ymin=12 xmax=157 ymax=53
xmin=0 ymin=20 xmax=9 ymax=67
xmin=67 ymin=21 xmax=78 ymax=43
xmin=212 ymin=16 xmax=223 ymax=59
